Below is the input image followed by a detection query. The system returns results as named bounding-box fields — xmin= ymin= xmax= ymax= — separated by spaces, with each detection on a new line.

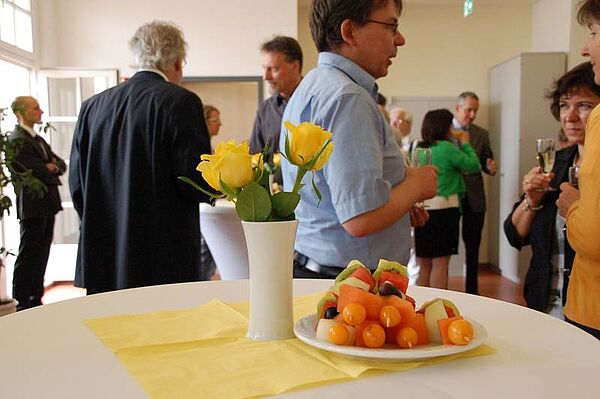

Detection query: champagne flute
xmin=411 ymin=146 xmax=432 ymax=208
xmin=536 ymin=138 xmax=556 ymax=191
xmin=568 ymin=165 xmax=580 ymax=188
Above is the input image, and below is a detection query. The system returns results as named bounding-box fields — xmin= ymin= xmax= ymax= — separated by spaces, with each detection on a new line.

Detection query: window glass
xmin=14 ymin=9 xmax=32 ymax=52
xmin=0 ymin=3 xmax=16 ymax=45
xmin=47 ymin=78 xmax=78 ymax=117
xmin=13 ymin=0 xmax=31 ymax=12
xmin=0 ymin=58 xmax=31 ymax=130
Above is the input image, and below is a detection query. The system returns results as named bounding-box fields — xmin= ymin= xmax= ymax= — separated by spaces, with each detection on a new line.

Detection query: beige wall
xmin=531 ymin=0 xmax=571 ymax=53
xmin=38 ymin=0 xmax=298 ymax=77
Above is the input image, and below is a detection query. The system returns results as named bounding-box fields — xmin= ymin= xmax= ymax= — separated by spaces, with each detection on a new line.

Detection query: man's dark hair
xmin=261 ymin=36 xmax=303 ymax=71
xmin=577 ymin=0 xmax=600 ymax=26
xmin=546 ymin=62 xmax=600 ymax=121
xmin=421 ymin=109 xmax=453 ymax=145
xmin=310 ymin=0 xmax=403 ymax=52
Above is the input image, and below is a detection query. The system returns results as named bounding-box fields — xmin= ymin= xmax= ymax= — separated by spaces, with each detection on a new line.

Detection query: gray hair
xmin=457 ymin=91 xmax=479 ymax=105
xmin=128 ymin=21 xmax=187 ymax=71
xmin=389 ymin=107 xmax=413 ymax=123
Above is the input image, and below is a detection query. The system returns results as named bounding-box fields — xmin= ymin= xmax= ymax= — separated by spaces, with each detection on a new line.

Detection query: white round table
xmin=0 ymin=280 xmax=598 ymax=398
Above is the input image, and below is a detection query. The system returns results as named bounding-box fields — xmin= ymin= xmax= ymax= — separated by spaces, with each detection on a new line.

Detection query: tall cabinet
xmin=488 ymin=52 xmax=566 ymax=283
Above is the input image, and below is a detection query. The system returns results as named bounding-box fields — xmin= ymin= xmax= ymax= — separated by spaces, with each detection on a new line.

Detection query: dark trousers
xmin=13 ymin=216 xmax=55 ymax=310
xmin=461 ymin=200 xmax=485 ymax=295
xmin=293 ymin=252 xmax=342 ymax=280
xmin=565 ymin=316 xmax=600 ymax=340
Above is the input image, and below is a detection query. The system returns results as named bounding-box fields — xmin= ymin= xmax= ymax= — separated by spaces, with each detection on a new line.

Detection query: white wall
xmin=531 ymin=0 xmax=571 ymax=53
xmin=38 ymin=0 xmax=298 ymax=77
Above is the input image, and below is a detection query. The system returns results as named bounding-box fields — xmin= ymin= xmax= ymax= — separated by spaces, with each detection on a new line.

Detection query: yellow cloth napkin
xmin=86 ymin=292 xmax=494 ymax=398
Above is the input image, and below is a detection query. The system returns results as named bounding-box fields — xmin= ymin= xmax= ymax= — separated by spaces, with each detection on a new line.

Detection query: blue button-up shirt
xmin=280 ymin=52 xmax=410 ymax=269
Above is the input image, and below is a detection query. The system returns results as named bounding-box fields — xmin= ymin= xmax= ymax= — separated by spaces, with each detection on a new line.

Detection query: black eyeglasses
xmin=366 ymin=19 xmax=399 ymax=34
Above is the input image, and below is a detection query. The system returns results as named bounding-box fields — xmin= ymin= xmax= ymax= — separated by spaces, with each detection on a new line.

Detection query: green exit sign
xmin=464 ymin=0 xmax=473 ymax=17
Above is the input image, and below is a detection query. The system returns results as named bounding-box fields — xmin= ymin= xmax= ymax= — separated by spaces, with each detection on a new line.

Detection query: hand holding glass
xmin=568 ymin=165 xmax=580 ymax=188
xmin=411 ymin=147 xmax=432 ymax=207
xmin=535 ymin=138 xmax=556 ymax=191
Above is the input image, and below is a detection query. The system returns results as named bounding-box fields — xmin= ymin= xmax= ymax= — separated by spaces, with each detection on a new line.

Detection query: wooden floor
xmin=42 ymin=267 xmax=526 ymax=307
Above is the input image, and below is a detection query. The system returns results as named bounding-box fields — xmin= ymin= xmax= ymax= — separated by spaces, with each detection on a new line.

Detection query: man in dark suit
xmin=453 ymin=91 xmax=497 ymax=295
xmin=69 ymin=21 xmax=212 ymax=294
xmin=9 ymin=96 xmax=66 ymax=310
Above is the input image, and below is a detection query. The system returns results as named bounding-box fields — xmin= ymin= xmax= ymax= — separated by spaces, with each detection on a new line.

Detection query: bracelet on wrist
xmin=523 ymin=195 xmax=543 ymax=212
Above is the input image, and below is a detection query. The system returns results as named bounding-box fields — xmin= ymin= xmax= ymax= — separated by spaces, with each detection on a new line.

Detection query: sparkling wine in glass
xmin=411 ymin=146 xmax=432 ymax=207
xmin=536 ymin=138 xmax=556 ymax=191
xmin=568 ymin=165 xmax=580 ymax=188
xmin=536 ymin=138 xmax=556 ymax=176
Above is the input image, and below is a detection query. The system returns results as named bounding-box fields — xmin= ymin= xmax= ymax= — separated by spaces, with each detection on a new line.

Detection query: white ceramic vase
xmin=242 ymin=219 xmax=298 ymax=341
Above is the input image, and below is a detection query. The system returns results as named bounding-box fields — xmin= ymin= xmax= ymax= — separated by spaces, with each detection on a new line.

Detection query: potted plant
xmin=0 ymin=107 xmax=46 ymax=315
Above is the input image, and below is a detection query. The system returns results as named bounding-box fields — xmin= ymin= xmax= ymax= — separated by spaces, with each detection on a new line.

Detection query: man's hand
xmin=486 ymin=158 xmax=497 ymax=175
xmin=405 ymin=165 xmax=438 ymax=202
xmin=410 ymin=206 xmax=429 ymax=227
xmin=557 ymin=182 xmax=580 ymax=217
xmin=45 ymin=163 xmax=59 ymax=174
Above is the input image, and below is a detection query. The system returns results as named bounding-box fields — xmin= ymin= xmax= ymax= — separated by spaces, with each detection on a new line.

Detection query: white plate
xmin=294 ymin=314 xmax=487 ymax=361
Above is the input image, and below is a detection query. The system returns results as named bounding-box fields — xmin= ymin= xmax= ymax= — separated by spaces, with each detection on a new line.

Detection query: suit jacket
xmin=69 ymin=71 xmax=212 ymax=293
xmin=8 ymin=125 xmax=66 ymax=220
xmin=462 ymin=123 xmax=494 ymax=212
xmin=503 ymin=145 xmax=577 ymax=311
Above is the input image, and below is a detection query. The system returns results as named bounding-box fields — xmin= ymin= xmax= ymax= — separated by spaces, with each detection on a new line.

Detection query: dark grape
xmin=324 ymin=306 xmax=339 ymax=319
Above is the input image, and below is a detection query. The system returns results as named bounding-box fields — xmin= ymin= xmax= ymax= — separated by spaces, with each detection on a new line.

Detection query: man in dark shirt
xmin=249 ymin=36 xmax=303 ymax=185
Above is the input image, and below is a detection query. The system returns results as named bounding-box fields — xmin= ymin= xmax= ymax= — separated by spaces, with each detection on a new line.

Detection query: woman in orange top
xmin=556 ymin=0 xmax=600 ymax=339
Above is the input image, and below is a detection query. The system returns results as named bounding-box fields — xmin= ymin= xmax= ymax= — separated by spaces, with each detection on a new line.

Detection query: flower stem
xmin=292 ymin=167 xmax=308 ymax=194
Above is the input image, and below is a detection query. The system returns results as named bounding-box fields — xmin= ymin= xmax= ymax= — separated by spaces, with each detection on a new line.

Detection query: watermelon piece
xmin=372 ymin=259 xmax=409 ymax=294
xmin=337 ymin=284 xmax=383 ymax=321
xmin=438 ymin=316 xmax=464 ymax=345
xmin=349 ymin=266 xmax=376 ymax=292
xmin=380 ymin=271 xmax=409 ymax=294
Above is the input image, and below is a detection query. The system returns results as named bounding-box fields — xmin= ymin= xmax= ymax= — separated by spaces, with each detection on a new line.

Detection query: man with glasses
xmin=281 ymin=0 xmax=437 ymax=278
xmin=69 ymin=21 xmax=212 ymax=294
xmin=250 ymin=36 xmax=303 ymax=186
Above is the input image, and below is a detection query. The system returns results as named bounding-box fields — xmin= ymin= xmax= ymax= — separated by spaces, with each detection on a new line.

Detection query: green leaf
xmin=271 ymin=191 xmax=300 ymax=218
xmin=219 ymin=176 xmax=239 ymax=200
xmin=235 ymin=181 xmax=271 ymax=221
xmin=311 ymin=173 xmax=323 ymax=205
xmin=177 ymin=176 xmax=223 ymax=199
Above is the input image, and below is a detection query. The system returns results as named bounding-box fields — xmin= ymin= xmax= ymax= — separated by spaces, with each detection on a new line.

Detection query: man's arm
xmin=343 ymin=166 xmax=437 ymax=237
xmin=478 ymin=128 xmax=496 ymax=175
xmin=314 ymin=95 xmax=437 ymax=238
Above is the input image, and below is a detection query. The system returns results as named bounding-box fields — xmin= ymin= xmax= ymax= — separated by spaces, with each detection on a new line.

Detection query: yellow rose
xmin=272 ymin=152 xmax=281 ymax=167
xmin=196 ymin=140 xmax=253 ymax=190
xmin=251 ymin=153 xmax=264 ymax=170
xmin=284 ymin=121 xmax=333 ymax=171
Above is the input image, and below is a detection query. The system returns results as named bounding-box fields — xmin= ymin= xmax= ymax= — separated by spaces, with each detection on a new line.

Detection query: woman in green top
xmin=415 ymin=109 xmax=480 ymax=289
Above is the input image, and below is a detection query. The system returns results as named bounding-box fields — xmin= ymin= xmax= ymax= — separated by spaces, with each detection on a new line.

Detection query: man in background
xmin=282 ymin=0 xmax=437 ymax=278
xmin=250 ymin=36 xmax=303 ymax=185
xmin=9 ymin=96 xmax=66 ymax=310
xmin=389 ymin=107 xmax=416 ymax=155
xmin=453 ymin=91 xmax=497 ymax=295
xmin=69 ymin=21 xmax=212 ymax=294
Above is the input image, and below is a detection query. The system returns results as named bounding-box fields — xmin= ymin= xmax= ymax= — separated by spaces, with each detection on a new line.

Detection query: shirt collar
xmin=452 ymin=117 xmax=469 ymax=131
xmin=318 ymin=52 xmax=378 ymax=101
xmin=138 ymin=68 xmax=169 ymax=82
xmin=19 ymin=123 xmax=37 ymax=137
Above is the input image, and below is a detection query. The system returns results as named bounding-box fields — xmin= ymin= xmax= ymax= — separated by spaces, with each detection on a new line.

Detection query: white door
xmin=38 ymin=68 xmax=118 ymax=284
